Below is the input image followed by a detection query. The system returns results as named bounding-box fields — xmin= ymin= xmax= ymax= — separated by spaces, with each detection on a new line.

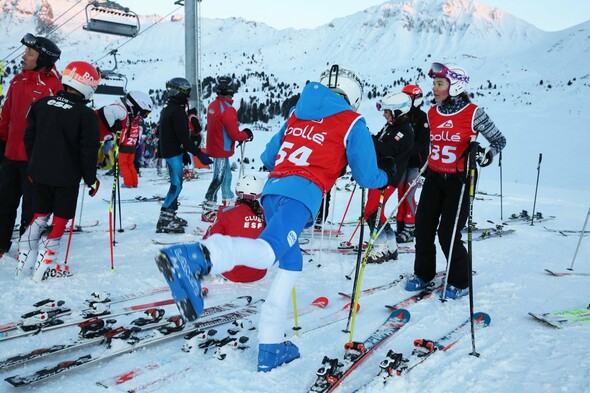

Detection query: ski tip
xmin=391 ymin=308 xmax=411 ymax=323
xmin=473 ymin=312 xmax=491 ymax=326
xmin=312 ymin=296 xmax=329 ymax=309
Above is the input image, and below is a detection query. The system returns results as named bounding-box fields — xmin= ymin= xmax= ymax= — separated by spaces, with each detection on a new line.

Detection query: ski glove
xmin=243 ymin=128 xmax=254 ymax=142
xmin=88 ymin=179 xmax=100 ymax=197
xmin=378 ymin=156 xmax=397 ymax=188
xmin=476 ymin=146 xmax=493 ymax=167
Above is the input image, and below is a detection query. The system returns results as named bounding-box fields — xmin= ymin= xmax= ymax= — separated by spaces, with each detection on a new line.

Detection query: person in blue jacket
xmin=154 ymin=65 xmax=396 ymax=372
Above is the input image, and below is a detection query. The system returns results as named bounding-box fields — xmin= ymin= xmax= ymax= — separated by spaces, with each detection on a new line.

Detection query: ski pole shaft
xmin=531 ymin=153 xmax=542 ymax=226
xmin=344 ymin=189 xmax=365 ymax=326
xmin=347 ymin=189 xmax=385 ymax=342
xmin=568 ymin=205 xmax=590 ymax=270
xmin=116 ymin=157 xmax=123 ymax=232
xmin=499 ymin=151 xmax=503 ymax=221
xmin=337 ymin=183 xmax=357 ymax=235
xmin=63 ymin=217 xmax=76 ymax=270
xmin=77 ymin=183 xmax=85 ymax=230
xmin=291 ymin=287 xmax=300 ymax=335
xmin=467 ymin=140 xmax=480 ymax=357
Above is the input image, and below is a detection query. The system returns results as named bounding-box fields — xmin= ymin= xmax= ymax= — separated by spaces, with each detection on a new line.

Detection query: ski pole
xmin=346 ymin=189 xmax=386 ymax=342
xmin=62 ymin=217 xmax=76 ymax=275
xmin=116 ymin=153 xmax=124 ymax=233
xmin=76 ymin=182 xmax=85 ymax=231
xmin=530 ymin=153 xmax=542 ymax=226
xmin=337 ymin=182 xmax=357 ymax=236
xmin=466 ymin=140 xmax=480 ymax=357
xmin=238 ymin=141 xmax=246 ymax=180
xmin=291 ymin=287 xmax=300 ymax=335
xmin=499 ymin=151 xmax=504 ymax=221
xmin=568 ymin=205 xmax=590 ymax=271
xmin=343 ymin=188 xmax=365 ymax=327
xmin=368 ymin=160 xmax=428 ymax=246
xmin=440 ymin=149 xmax=470 ymax=303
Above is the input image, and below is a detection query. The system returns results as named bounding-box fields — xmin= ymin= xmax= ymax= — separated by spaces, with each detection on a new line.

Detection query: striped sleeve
xmin=473 ymin=107 xmax=506 ymax=156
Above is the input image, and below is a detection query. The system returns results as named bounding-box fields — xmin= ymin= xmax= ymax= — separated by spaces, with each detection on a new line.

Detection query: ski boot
xmin=257 ymin=341 xmax=300 ymax=372
xmin=156 ymin=208 xmax=185 ymax=234
xmin=155 ymin=243 xmax=212 ymax=321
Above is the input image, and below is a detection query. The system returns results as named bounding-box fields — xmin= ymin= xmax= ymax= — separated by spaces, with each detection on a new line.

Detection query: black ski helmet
xmin=165 ymin=77 xmax=191 ymax=103
xmin=21 ymin=33 xmax=61 ymax=70
xmin=215 ymin=76 xmax=236 ymax=96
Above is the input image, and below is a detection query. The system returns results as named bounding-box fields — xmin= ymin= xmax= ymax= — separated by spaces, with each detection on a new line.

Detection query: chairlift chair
xmin=95 ymin=50 xmax=128 ymax=96
xmin=83 ymin=1 xmax=140 ymax=37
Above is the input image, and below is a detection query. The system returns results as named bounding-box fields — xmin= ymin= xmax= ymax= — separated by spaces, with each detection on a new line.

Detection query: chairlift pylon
xmin=95 ymin=50 xmax=127 ymax=96
xmin=83 ymin=1 xmax=140 ymax=38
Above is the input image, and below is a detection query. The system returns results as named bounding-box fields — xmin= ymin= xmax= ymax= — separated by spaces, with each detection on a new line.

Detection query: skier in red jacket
xmin=0 ymin=33 xmax=63 ymax=259
xmin=202 ymin=174 xmax=268 ymax=283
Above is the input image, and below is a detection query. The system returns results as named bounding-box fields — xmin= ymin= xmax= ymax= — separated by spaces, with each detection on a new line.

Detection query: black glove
xmin=243 ymin=128 xmax=253 ymax=142
xmin=476 ymin=146 xmax=493 ymax=167
xmin=88 ymin=179 xmax=100 ymax=197
xmin=110 ymin=119 xmax=122 ymax=133
xmin=182 ymin=151 xmax=191 ymax=166
xmin=378 ymin=156 xmax=397 ymax=187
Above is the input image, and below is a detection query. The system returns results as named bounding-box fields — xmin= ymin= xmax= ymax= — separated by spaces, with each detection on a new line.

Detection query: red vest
xmin=270 ymin=110 xmax=360 ymax=193
xmin=204 ymin=203 xmax=267 ymax=283
xmin=427 ymin=103 xmax=478 ymax=173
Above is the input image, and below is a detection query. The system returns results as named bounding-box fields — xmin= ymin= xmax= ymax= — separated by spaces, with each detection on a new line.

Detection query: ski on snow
xmin=543 ymin=227 xmax=590 ymax=236
xmin=4 ymin=300 xmax=263 ymax=387
xmin=529 ymin=305 xmax=590 ymax=328
xmin=97 ymin=319 xmax=256 ymax=391
xmin=365 ymin=312 xmax=491 ymax=389
xmin=302 ymin=245 xmax=415 ymax=256
xmin=544 ymin=268 xmax=590 ymax=277
xmin=307 ymin=309 xmax=411 ymax=393
xmin=0 ymin=286 xmax=170 ymax=336
xmin=0 ymin=296 xmax=253 ymax=369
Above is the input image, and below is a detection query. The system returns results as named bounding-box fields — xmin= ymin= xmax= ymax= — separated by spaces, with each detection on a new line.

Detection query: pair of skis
xmin=4 ymin=299 xmax=263 ymax=387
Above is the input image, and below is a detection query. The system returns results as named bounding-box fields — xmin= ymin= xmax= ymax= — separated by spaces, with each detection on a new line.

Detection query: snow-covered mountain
xmin=1 ymin=0 xmax=589 ymax=192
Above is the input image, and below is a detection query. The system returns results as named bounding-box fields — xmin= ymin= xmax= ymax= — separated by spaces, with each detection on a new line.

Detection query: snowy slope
xmin=0 ymin=129 xmax=589 ymax=392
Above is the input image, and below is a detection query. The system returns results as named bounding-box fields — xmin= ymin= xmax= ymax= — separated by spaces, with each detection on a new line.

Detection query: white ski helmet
xmin=428 ymin=62 xmax=469 ymax=97
xmin=61 ymin=61 xmax=100 ymax=100
xmin=376 ymin=92 xmax=411 ymax=118
xmin=319 ymin=64 xmax=363 ymax=111
xmin=125 ymin=90 xmax=153 ymax=118
xmin=235 ymin=174 xmax=265 ymax=200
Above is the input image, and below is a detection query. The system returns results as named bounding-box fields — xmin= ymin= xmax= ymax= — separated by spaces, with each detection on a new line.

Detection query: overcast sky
xmin=120 ymin=0 xmax=590 ymax=32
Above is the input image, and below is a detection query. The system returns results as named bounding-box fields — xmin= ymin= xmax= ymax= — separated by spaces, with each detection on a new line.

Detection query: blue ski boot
xmin=404 ymin=275 xmax=427 ymax=291
xmin=257 ymin=341 xmax=300 ymax=372
xmin=155 ymin=243 xmax=212 ymax=321
xmin=441 ymin=285 xmax=469 ymax=300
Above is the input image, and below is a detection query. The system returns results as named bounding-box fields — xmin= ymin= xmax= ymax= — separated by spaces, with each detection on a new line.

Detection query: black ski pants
xmin=413 ymin=171 xmax=473 ymax=289
xmin=0 ymin=159 xmax=33 ymax=253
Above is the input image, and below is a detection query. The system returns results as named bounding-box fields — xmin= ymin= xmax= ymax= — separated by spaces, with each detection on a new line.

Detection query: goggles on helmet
xmin=21 ymin=33 xmax=60 ymax=58
xmin=376 ymin=100 xmax=407 ymax=112
xmin=428 ymin=62 xmax=469 ymax=83
xmin=21 ymin=33 xmax=37 ymax=47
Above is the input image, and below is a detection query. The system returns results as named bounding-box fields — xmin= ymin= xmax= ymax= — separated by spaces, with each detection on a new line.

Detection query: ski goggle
xmin=376 ymin=100 xmax=406 ymax=112
xmin=428 ymin=62 xmax=469 ymax=83
xmin=21 ymin=33 xmax=37 ymax=47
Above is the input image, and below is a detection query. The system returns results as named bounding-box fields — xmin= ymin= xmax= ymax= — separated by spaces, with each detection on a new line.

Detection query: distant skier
xmin=156 ymin=77 xmax=212 ymax=234
xmin=201 ymin=76 xmax=253 ymax=222
xmin=155 ymin=64 xmax=394 ymax=372
xmin=395 ymin=84 xmax=430 ymax=243
xmin=17 ymin=61 xmax=101 ymax=281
